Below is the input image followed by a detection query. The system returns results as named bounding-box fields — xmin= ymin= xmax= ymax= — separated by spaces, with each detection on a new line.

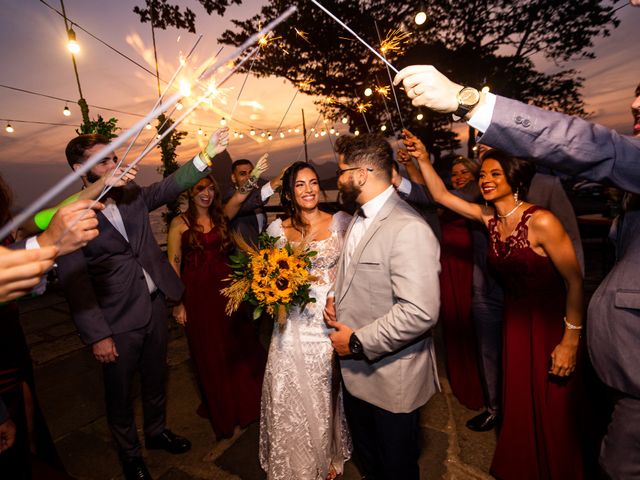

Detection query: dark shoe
xmin=123 ymin=457 xmax=152 ymax=480
xmin=466 ymin=410 xmax=498 ymax=432
xmin=145 ymin=429 xmax=191 ymax=454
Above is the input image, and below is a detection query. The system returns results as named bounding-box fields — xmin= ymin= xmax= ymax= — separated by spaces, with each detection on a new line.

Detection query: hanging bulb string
xmin=374 ymin=21 xmax=406 ymax=131
xmin=267 ymin=88 xmax=300 ymax=153
xmin=295 ymin=113 xmax=323 ymax=162
xmin=0 ymin=6 xmax=298 ymax=242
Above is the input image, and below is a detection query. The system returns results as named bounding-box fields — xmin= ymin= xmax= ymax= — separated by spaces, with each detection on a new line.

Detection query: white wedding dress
xmin=259 ymin=211 xmax=353 ymax=480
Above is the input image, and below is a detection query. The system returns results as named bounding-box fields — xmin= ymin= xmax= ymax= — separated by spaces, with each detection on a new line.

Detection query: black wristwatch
xmin=349 ymin=333 xmax=363 ymax=356
xmin=453 ymin=86 xmax=481 ymax=120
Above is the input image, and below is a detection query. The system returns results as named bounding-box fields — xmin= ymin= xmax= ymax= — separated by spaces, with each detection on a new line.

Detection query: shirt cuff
xmin=25 ymin=236 xmax=41 ymax=250
xmin=261 ymin=182 xmax=275 ymax=202
xmin=468 ymin=92 xmax=497 ymax=133
xmin=192 ymin=153 xmax=209 ymax=172
xmin=397 ymin=177 xmax=412 ymax=196
xmin=326 ymin=290 xmax=335 ymax=299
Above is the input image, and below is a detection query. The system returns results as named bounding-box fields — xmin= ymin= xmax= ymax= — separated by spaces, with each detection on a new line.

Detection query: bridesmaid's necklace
xmin=497 ymin=201 xmax=523 ymax=219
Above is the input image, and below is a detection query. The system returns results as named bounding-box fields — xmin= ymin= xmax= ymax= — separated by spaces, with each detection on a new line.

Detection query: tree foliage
xmin=76 ymin=114 xmax=120 ymax=138
xmin=134 ymin=0 xmax=241 ymax=32
xmin=136 ymin=0 xmax=620 ymax=158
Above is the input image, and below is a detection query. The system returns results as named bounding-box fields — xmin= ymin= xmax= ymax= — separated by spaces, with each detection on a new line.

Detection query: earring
xmin=514 ymin=188 xmax=519 ymax=203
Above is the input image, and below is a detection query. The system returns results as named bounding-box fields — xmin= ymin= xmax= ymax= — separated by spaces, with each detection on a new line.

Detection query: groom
xmin=324 ymin=134 xmax=441 ymax=479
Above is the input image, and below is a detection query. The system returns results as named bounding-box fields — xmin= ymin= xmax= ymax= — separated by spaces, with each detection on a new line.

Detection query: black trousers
xmin=343 ymin=387 xmax=420 ymax=480
xmin=103 ymin=293 xmax=168 ymax=461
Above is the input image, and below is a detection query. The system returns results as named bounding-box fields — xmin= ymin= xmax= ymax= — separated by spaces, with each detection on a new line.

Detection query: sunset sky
xmin=1 ymin=0 xmax=638 ymax=208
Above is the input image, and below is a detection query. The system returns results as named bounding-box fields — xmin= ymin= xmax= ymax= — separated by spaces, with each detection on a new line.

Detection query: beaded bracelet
xmin=564 ymin=317 xmax=583 ymax=330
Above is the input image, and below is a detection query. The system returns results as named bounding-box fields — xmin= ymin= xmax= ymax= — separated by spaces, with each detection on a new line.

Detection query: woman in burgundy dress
xmin=408 ymin=137 xmax=586 ymax=479
xmin=438 ymin=157 xmax=485 ymax=410
xmin=167 ymin=172 xmax=267 ymax=439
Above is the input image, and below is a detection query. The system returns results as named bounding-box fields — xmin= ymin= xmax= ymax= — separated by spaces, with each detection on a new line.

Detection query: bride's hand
xmin=549 ymin=341 xmax=577 ymax=377
xmin=323 ymin=296 xmax=336 ymax=327
xmin=173 ymin=303 xmax=187 ymax=326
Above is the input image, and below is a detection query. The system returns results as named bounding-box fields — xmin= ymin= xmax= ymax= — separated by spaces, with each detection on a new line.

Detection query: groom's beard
xmin=86 ymin=170 xmax=102 ymax=184
xmin=338 ymin=177 xmax=361 ymax=206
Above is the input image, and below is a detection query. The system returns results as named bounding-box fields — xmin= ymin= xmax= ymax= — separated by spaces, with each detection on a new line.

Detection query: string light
xmin=320 ymin=129 xmax=326 ymax=136
xmin=354 ymin=129 xmax=360 ymax=136
xmin=156 ymin=134 xmax=162 ymax=140
xmin=294 ymin=128 xmax=300 ymax=133
xmin=239 ymin=133 xmax=244 ymax=139
xmin=250 ymin=128 xmax=256 ymax=135
xmin=197 ymin=127 xmax=203 ymax=135
xmin=288 ymin=128 xmax=292 ymax=133
xmin=268 ymin=132 xmax=273 ymax=140
xmin=415 ymin=11 xmax=427 ymax=26
xmin=279 ymin=132 xmax=285 ymax=138
xmin=145 ymin=123 xmax=152 ymax=130
xmin=335 ymin=132 xmax=340 ymax=136
xmin=5 ymin=123 xmax=14 ymax=133
xmin=364 ymin=87 xmax=373 ymax=97
xmin=329 ymin=127 xmax=335 ymax=134
xmin=67 ymin=27 xmax=80 ymax=54
xmin=341 ymin=117 xmax=348 ymax=124
xmin=416 ymin=113 xmax=424 ymax=121
xmin=175 ymin=102 xmax=184 ymax=111
xmin=380 ymin=125 xmax=387 ymax=131
xmin=314 ymin=132 xmax=320 ymax=138
xmin=220 ymin=117 xmax=227 ymax=126
xmin=63 ymin=104 xmax=71 ymax=116
xmin=233 ymin=131 xmax=239 ymax=138
xmin=261 ymin=131 xmax=266 ymax=138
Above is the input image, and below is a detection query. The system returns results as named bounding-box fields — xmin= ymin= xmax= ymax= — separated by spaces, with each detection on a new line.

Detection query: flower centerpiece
xmin=221 ymin=232 xmax=317 ymax=324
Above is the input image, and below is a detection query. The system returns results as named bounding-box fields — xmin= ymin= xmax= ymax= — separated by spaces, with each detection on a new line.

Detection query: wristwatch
xmin=453 ymin=86 xmax=481 ymax=120
xmin=349 ymin=333 xmax=363 ymax=356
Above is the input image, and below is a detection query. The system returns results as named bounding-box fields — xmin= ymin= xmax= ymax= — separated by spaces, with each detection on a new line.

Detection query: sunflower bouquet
xmin=221 ymin=232 xmax=317 ymax=324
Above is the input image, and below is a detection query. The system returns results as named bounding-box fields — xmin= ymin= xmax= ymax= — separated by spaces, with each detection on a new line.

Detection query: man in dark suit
xmin=395 ymin=64 xmax=640 ymax=479
xmin=223 ymin=156 xmax=284 ymax=246
xmin=56 ymin=128 xmax=229 ymax=480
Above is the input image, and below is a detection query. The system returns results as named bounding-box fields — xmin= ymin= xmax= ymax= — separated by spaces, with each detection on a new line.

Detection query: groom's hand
xmin=328 ymin=320 xmax=354 ymax=357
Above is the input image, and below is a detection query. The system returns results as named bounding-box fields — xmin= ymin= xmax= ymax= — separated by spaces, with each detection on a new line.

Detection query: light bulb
xmin=220 ymin=117 xmax=227 ymax=126
xmin=323 ymin=118 xmax=329 ymax=124
xmin=250 ymin=129 xmax=256 ymax=135
xmin=335 ymin=132 xmax=340 ymax=136
xmin=156 ymin=134 xmax=162 ymax=140
xmin=416 ymin=113 xmax=424 ymax=121
xmin=415 ymin=11 xmax=427 ymax=25
xmin=63 ymin=105 xmax=71 ymax=117
xmin=233 ymin=131 xmax=239 ymax=138
xmin=364 ymin=88 xmax=373 ymax=97
xmin=314 ymin=133 xmax=319 ymax=138
xmin=5 ymin=123 xmax=14 ymax=133
xmin=176 ymin=102 xmax=184 ymax=111
xmin=481 ymin=85 xmax=490 ymax=94
xmin=311 ymin=127 xmax=316 ymax=132
xmin=197 ymin=128 xmax=203 ymax=135
xmin=288 ymin=128 xmax=292 ymax=133
xmin=354 ymin=129 xmax=360 ymax=136
xmin=330 ymin=127 xmax=335 ymax=134
xmin=320 ymin=129 xmax=326 ymax=136
xmin=67 ymin=28 xmax=80 ymax=54
xmin=294 ymin=128 xmax=300 ymax=133
xmin=380 ymin=125 xmax=387 ymax=131
xmin=239 ymin=133 xmax=244 ymax=139
xmin=268 ymin=133 xmax=273 ymax=141
xmin=279 ymin=132 xmax=285 ymax=138
xmin=341 ymin=117 xmax=348 ymax=124
xmin=145 ymin=123 xmax=152 ymax=130
xmin=261 ymin=132 xmax=266 ymax=138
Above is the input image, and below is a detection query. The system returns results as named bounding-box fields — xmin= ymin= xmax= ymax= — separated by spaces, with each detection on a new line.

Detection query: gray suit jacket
xmin=480 ymin=95 xmax=640 ymax=397
xmin=335 ymin=193 xmax=441 ymax=413
xmin=56 ymin=160 xmax=209 ymax=345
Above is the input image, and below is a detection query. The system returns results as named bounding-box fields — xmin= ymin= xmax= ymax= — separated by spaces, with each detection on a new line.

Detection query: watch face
xmin=459 ymin=87 xmax=480 ymax=106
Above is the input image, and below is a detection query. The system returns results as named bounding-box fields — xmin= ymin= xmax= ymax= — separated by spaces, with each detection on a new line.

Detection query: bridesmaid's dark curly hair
xmin=480 ymin=148 xmax=536 ymax=200
xmin=279 ymin=162 xmax=322 ymax=235
xmin=182 ymin=175 xmax=231 ymax=252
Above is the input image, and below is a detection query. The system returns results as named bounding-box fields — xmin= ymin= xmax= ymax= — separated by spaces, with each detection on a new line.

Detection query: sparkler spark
xmin=380 ymin=28 xmax=411 ymax=55
xmin=376 ymin=85 xmax=390 ymax=98
xmin=295 ymin=28 xmax=311 ymax=44
xmin=357 ymin=102 xmax=371 ymax=113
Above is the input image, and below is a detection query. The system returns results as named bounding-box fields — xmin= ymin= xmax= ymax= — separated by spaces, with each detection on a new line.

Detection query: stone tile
xmin=46 ymin=321 xmax=79 ymax=338
xmin=30 ymin=334 xmax=85 ymax=365
xmin=20 ymin=308 xmax=70 ymax=336
xmin=55 ymin=430 xmax=121 ymax=480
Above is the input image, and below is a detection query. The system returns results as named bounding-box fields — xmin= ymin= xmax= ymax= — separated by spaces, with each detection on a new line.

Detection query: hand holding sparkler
xmin=402 ymin=129 xmax=430 ymax=164
xmin=206 ymin=127 xmax=230 ymax=157
xmin=252 ymin=153 xmax=270 ymax=179
xmin=394 ymin=65 xmax=462 ymax=113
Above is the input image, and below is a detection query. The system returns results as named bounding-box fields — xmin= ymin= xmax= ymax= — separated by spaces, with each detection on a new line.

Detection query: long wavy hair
xmin=280 ymin=162 xmax=323 ymax=235
xmin=182 ymin=175 xmax=231 ymax=252
xmin=0 ymin=173 xmax=13 ymax=229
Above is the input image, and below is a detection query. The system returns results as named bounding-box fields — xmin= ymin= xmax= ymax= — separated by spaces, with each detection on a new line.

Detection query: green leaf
xmin=252 ymin=305 xmax=263 ymax=320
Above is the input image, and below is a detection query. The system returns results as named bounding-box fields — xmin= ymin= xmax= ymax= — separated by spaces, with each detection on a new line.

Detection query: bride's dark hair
xmin=280 ymin=162 xmax=322 ymax=235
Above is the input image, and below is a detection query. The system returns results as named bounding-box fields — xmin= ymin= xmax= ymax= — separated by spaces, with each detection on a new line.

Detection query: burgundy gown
xmin=439 ymin=210 xmax=484 ymax=410
xmin=181 ymin=228 xmax=266 ymax=439
xmin=488 ymin=206 xmax=584 ymax=480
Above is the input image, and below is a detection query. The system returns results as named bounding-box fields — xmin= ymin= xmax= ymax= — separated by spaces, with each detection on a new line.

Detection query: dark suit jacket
xmin=223 ymin=182 xmax=268 ymax=246
xmin=480 ymin=95 xmax=640 ymax=397
xmin=56 ymin=160 xmax=208 ymax=345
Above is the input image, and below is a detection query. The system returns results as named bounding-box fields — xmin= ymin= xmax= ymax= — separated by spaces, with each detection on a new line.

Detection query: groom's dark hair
xmin=335 ymin=134 xmax=392 ymax=181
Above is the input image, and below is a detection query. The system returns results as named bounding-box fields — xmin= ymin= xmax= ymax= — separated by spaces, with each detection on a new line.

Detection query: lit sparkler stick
xmin=309 ymin=0 xmax=399 ymax=74
xmin=295 ymin=28 xmax=311 ymax=44
xmin=357 ymin=102 xmax=372 ymax=133
xmin=0 ymin=92 xmax=181 ymax=242
xmin=0 ymin=6 xmax=298 ymax=242
xmin=374 ymin=21 xmax=406 ymax=131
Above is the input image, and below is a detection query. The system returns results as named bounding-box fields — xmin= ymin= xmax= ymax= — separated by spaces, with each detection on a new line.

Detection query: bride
xmin=259 ymin=161 xmax=352 ymax=480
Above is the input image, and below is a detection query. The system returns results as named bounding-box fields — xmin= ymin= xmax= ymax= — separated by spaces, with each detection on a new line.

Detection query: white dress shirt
xmin=467 ymin=92 xmax=498 ymax=133
xmin=344 ymin=185 xmax=395 ymax=268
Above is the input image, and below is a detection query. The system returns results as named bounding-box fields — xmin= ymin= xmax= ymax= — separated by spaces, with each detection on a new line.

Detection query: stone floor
xmin=23 ymin=287 xmax=496 ymax=480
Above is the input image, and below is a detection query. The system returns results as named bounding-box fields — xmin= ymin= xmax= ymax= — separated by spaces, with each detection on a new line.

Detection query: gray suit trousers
xmin=600 ymin=393 xmax=640 ymax=479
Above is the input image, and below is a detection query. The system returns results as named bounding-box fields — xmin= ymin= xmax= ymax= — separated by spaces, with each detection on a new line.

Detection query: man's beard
xmin=86 ymin=171 xmax=102 ymax=184
xmin=633 ymin=107 xmax=640 ymax=136
xmin=338 ymin=177 xmax=361 ymax=207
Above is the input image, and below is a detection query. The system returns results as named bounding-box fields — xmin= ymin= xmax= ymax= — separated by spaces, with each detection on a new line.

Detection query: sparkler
xmin=379 ymin=28 xmax=411 ymax=56
xmin=374 ymin=21 xmax=406 ymax=131
xmin=309 ymin=0 xmax=399 ymax=74
xmin=295 ymin=28 xmax=311 ymax=44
